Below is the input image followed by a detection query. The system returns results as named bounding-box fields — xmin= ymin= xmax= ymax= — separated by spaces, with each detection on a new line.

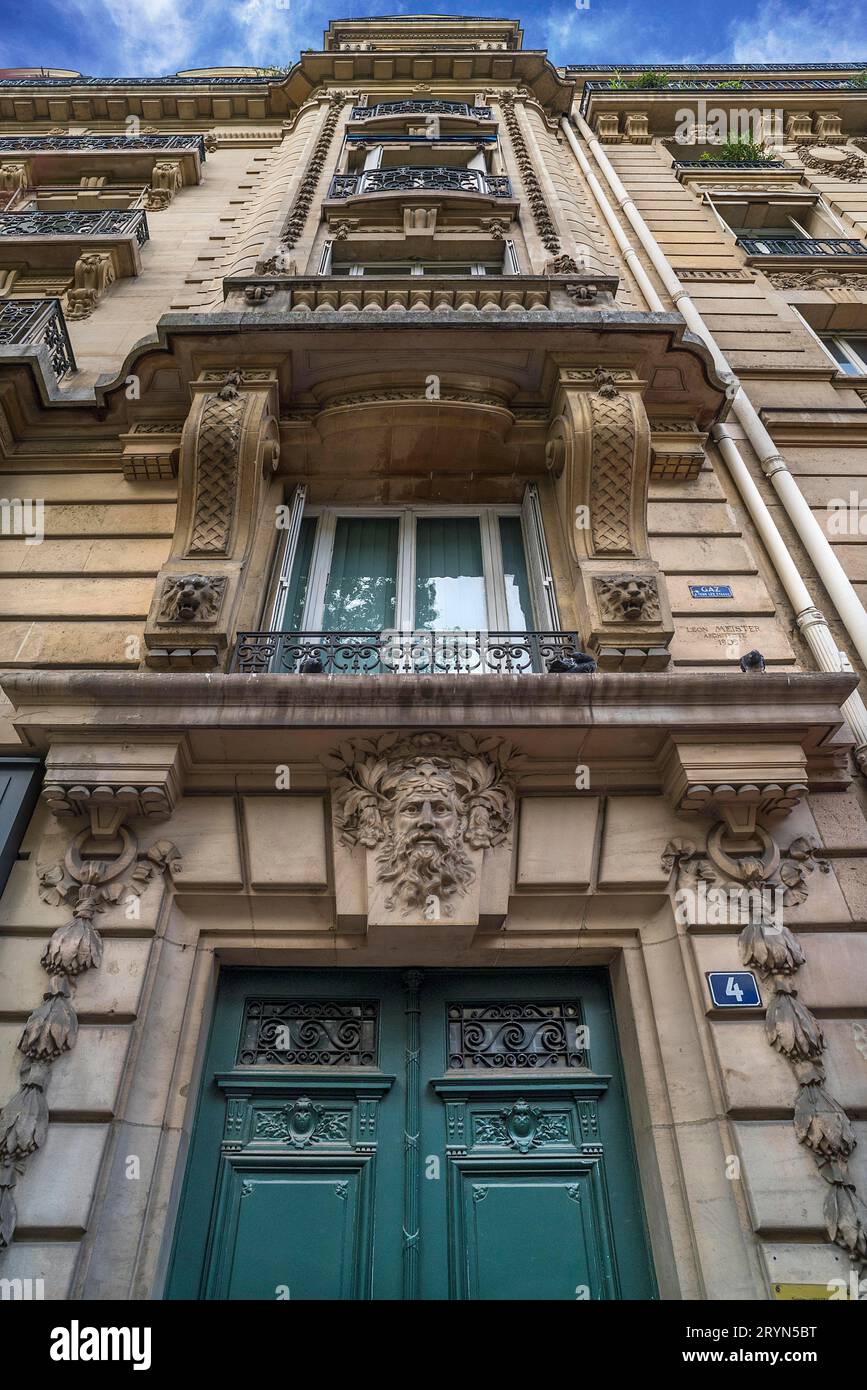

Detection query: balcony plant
xmin=628 ymin=70 xmax=670 ymax=89
xmin=699 ymin=137 xmax=773 ymax=164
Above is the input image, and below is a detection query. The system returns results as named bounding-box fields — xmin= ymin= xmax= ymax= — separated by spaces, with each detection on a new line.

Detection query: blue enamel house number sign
xmin=706 ymin=971 xmax=761 ymax=1008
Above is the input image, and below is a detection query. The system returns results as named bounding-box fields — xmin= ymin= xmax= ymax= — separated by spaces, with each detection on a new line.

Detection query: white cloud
xmin=44 ymin=0 xmax=323 ymax=77
xmin=728 ymin=0 xmax=867 ymax=63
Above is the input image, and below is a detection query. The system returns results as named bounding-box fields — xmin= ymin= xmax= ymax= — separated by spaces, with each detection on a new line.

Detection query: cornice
xmin=2 ymin=671 xmax=855 ymax=791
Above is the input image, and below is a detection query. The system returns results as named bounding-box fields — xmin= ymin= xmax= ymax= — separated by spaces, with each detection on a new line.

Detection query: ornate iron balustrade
xmin=0 ymin=209 xmax=149 ymax=245
xmin=232 ymin=630 xmax=581 ymax=676
xmin=0 ymin=297 xmax=75 ymax=377
xmin=328 ymin=167 xmax=512 ymax=199
xmin=0 ymin=134 xmax=206 ymax=158
xmin=351 ymin=100 xmax=493 ymax=120
xmin=737 ymin=236 xmax=867 ymax=256
xmin=579 ymin=76 xmax=867 ymax=115
xmin=345 ymin=132 xmax=497 ymax=144
xmin=0 ymin=75 xmax=268 ymax=86
xmin=673 ymin=159 xmax=788 ymax=169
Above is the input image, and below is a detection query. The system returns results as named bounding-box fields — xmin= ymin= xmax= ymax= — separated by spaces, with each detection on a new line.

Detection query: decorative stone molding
xmin=546 ymin=365 xmax=674 ymax=665
xmin=0 ymin=822 xmax=180 ymax=1249
xmin=547 ymin=366 xmax=653 ymax=562
xmin=663 ymin=828 xmax=867 ymax=1267
xmin=623 ymin=111 xmax=652 ymax=144
xmin=660 ymin=739 xmax=809 ymax=837
xmin=678 ymin=268 xmax=755 ymax=282
xmin=119 ymin=421 xmax=182 ymax=481
xmin=228 ymin=277 xmax=597 ymax=317
xmin=796 ymin=141 xmax=866 ymax=183
xmin=595 ymin=574 xmax=661 ymax=624
xmin=650 ymin=419 xmax=708 ymax=480
xmin=593 ymin=112 xmax=622 ymax=144
xmin=278 ymin=91 xmax=348 ymax=251
xmin=156 ymin=572 xmax=227 ymax=624
xmin=811 ymin=112 xmax=845 ymax=141
xmin=145 ymin=158 xmax=184 ymax=209
xmin=766 ymin=268 xmax=867 ymax=291
xmin=786 ymin=112 xmax=815 ymax=144
xmin=325 ymin=731 xmax=519 ymax=932
xmin=500 ymin=90 xmax=560 ymax=253
xmin=65 ymin=249 xmax=115 ymax=321
xmin=0 ymin=161 xmax=30 ymax=192
xmin=144 ymin=368 xmax=279 ymax=669
xmin=40 ymin=740 xmax=185 ymax=837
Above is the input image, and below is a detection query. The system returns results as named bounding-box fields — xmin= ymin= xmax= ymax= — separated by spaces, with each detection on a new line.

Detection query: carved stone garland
xmin=278 ymin=92 xmax=349 ymax=251
xmin=0 ymin=831 xmax=180 ymax=1249
xmin=662 ymin=830 xmax=867 ymax=1277
xmin=499 ymin=91 xmax=560 ymax=255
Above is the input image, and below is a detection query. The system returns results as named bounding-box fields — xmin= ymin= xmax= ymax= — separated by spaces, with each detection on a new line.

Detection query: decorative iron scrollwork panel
xmin=238 ymin=998 xmax=379 ymax=1067
xmin=447 ymin=1000 xmax=588 ymax=1069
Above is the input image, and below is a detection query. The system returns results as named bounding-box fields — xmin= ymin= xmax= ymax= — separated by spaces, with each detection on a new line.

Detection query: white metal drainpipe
xmin=561 ymin=109 xmax=867 ymax=769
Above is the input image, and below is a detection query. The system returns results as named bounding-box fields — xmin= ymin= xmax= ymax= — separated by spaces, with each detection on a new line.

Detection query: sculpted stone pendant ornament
xmin=326 ymin=730 xmax=519 ymax=922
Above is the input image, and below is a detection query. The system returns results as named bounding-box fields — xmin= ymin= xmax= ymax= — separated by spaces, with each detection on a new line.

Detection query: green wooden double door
xmin=166 ymin=969 xmax=656 ymax=1300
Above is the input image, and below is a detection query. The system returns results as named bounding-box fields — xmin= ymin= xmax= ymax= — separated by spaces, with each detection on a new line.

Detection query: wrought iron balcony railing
xmin=0 ymin=75 xmax=269 ymax=87
xmin=328 ymin=167 xmax=512 ymax=199
xmin=0 ymin=297 xmax=75 ymax=377
xmin=351 ymin=100 xmax=493 ymax=120
xmin=0 ymin=209 xmax=149 ymax=245
xmin=580 ymin=76 xmax=867 ymax=114
xmin=232 ymin=630 xmax=583 ymax=676
xmin=345 ymin=132 xmax=498 ymax=145
xmin=0 ymin=134 xmax=206 ymax=158
xmin=673 ymin=159 xmax=788 ymax=169
xmin=737 ymin=235 xmax=867 ymax=257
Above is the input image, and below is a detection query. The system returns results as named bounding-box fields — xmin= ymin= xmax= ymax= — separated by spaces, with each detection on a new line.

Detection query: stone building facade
xmin=0 ymin=15 xmax=866 ymax=1300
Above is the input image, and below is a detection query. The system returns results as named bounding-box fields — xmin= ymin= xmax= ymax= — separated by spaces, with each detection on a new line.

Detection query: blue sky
xmin=1 ymin=1 xmax=865 ymax=78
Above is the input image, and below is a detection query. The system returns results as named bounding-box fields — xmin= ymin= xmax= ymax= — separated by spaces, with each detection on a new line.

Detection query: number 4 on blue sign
xmin=706 ymin=971 xmax=761 ymax=1008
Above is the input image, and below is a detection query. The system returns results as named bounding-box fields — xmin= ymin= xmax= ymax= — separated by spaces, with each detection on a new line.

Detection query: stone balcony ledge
xmin=0 ymin=134 xmax=204 ymax=188
xmin=0 ymin=208 xmax=148 ymax=279
xmin=1 ymin=670 xmax=857 ymax=793
xmin=223 ymin=272 xmax=618 ymax=315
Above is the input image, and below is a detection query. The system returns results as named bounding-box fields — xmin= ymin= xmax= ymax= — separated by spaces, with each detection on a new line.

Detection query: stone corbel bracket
xmin=119 ymin=421 xmax=182 ymax=482
xmin=546 ymin=366 xmax=674 ymax=667
xmin=649 ymin=417 xmax=708 ymax=482
xmin=661 ymin=739 xmax=809 ymax=839
xmin=39 ymin=739 xmax=186 ymax=839
xmin=144 ymin=368 xmax=281 ymax=671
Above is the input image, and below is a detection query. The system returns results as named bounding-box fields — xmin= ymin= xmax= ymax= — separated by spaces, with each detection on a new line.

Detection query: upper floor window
xmin=341 ymin=261 xmax=505 ymax=277
xmin=821 ymin=334 xmax=867 ymax=374
xmin=708 ymin=193 xmax=844 ymax=246
xmin=274 ymin=506 xmax=538 ymax=635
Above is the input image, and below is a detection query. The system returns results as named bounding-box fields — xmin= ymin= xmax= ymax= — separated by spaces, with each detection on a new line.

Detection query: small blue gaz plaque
xmin=689 ymin=584 xmax=733 ymax=599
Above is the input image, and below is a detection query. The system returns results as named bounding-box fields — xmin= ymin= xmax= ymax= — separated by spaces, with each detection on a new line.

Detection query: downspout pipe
xmin=561 ymin=109 xmax=867 ymax=768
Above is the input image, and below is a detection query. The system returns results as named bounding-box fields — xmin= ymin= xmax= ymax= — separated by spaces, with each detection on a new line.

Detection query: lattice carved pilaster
xmin=143 ymin=368 xmax=280 ymax=670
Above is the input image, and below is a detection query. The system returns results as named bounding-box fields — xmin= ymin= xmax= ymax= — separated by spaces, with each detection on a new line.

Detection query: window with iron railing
xmin=236 ymin=492 xmax=567 ymax=675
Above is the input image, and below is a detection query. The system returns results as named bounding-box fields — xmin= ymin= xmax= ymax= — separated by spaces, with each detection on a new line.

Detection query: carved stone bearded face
xmin=377 ymin=766 xmax=475 ymax=914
